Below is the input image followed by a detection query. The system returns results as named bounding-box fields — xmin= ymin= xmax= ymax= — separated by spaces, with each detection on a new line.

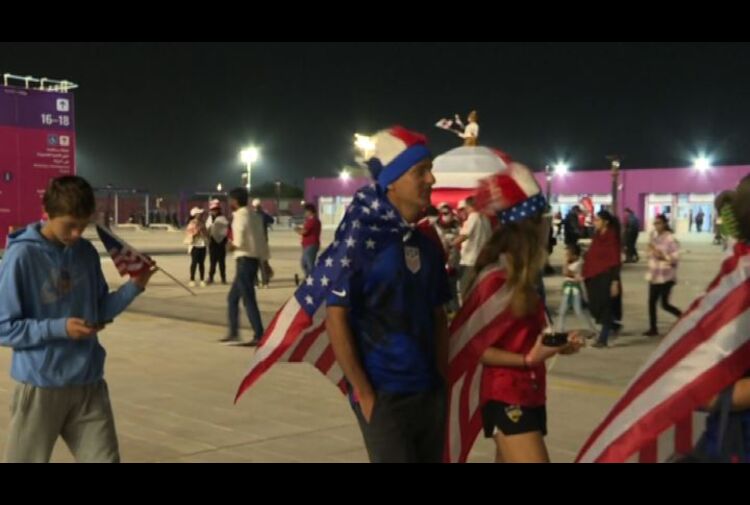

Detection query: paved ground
xmin=0 ymin=227 xmax=726 ymax=461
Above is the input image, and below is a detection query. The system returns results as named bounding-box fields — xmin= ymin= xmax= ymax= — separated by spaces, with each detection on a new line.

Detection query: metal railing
xmin=2 ymin=73 xmax=79 ymax=92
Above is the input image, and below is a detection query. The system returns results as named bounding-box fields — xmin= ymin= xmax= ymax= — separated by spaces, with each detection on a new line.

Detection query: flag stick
xmin=96 ymin=224 xmax=196 ymax=296
xmin=155 ymin=265 xmax=196 ymax=296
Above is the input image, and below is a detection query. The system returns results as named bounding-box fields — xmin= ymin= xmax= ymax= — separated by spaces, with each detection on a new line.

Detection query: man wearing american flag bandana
xmin=235 ymin=126 xmax=451 ymax=462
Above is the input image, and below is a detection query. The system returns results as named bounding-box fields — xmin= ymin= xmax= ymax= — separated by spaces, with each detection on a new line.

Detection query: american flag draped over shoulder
xmin=234 ymin=183 xmax=414 ymax=402
xmin=96 ymin=224 xmax=154 ymax=277
xmin=443 ymin=159 xmax=548 ymax=463
xmin=577 ymin=241 xmax=750 ymax=463
xmin=444 ymin=263 xmax=516 ymax=463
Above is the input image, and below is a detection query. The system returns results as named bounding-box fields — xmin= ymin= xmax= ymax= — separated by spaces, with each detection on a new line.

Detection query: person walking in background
xmin=252 ymin=198 xmax=275 ymax=288
xmin=221 ymin=188 xmax=268 ymax=346
xmin=295 ymin=203 xmax=321 ymax=281
xmin=643 ymin=214 xmax=682 ymax=337
xmin=695 ymin=209 xmax=705 ymax=233
xmin=557 ymin=243 xmax=598 ymax=335
xmin=623 ymin=208 xmax=640 ymax=263
xmin=583 ymin=210 xmax=623 ymax=348
xmin=185 ymin=207 xmax=208 ymax=288
xmin=206 ymin=199 xmax=229 ymax=285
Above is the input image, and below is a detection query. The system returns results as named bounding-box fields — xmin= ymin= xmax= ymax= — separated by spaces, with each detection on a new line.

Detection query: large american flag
xmin=234 ymin=184 xmax=414 ymax=402
xmin=444 ymin=263 xmax=517 ymax=462
xmin=96 ymin=224 xmax=154 ymax=278
xmin=577 ymin=241 xmax=750 ymax=463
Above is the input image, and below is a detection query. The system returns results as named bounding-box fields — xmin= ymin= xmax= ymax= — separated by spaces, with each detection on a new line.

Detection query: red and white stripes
xmin=577 ymin=244 xmax=750 ymax=463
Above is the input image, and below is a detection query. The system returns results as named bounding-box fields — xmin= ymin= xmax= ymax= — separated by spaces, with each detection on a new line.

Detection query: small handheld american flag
xmin=96 ymin=224 xmax=154 ymax=278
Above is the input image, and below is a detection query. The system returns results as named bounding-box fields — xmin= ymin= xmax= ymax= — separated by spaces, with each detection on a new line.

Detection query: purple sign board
xmin=0 ymin=85 xmax=76 ymax=246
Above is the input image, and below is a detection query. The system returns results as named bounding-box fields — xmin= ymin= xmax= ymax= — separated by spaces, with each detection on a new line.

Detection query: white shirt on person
xmin=206 ymin=214 xmax=229 ymax=243
xmin=462 ymin=121 xmax=479 ymax=140
xmin=231 ymin=206 xmax=269 ymax=261
xmin=459 ymin=211 xmax=492 ymax=267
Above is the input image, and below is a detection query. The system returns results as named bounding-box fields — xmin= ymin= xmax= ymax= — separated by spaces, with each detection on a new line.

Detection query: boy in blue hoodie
xmin=0 ymin=176 xmax=155 ymax=462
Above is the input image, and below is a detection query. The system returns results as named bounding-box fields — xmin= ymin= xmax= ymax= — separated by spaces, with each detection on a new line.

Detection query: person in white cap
xmin=206 ymin=199 xmax=229 ymax=285
xmin=184 ymin=206 xmax=208 ymax=287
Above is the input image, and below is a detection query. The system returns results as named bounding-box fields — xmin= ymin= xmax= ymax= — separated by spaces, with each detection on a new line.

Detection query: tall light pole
xmin=544 ymin=164 xmax=552 ymax=203
xmin=607 ymin=155 xmax=622 ymax=217
xmin=240 ymin=146 xmax=259 ymax=192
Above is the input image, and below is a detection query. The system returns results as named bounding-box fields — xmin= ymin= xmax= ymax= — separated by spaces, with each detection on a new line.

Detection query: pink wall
xmin=306 ymin=165 xmax=750 ymax=227
xmin=535 ymin=165 xmax=750 ymax=224
xmin=305 ymin=176 xmax=371 ymax=208
xmin=1 ymin=86 xmax=76 ymax=246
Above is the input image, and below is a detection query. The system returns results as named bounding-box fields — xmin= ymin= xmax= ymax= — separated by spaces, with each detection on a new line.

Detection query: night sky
xmin=3 ymin=42 xmax=750 ymax=193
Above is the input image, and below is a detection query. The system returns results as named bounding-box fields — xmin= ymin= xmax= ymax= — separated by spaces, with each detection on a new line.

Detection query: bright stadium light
xmin=693 ymin=155 xmax=712 ymax=172
xmin=354 ymin=134 xmax=375 ymax=159
xmin=239 ymin=146 xmax=260 ymax=190
xmin=339 ymin=169 xmax=351 ymax=181
xmin=240 ymin=146 xmax=259 ymax=164
xmin=553 ymin=161 xmax=569 ymax=176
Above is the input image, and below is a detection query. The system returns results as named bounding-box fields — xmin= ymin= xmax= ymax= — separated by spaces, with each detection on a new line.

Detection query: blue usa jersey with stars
xmin=294 ymin=184 xmax=451 ymax=394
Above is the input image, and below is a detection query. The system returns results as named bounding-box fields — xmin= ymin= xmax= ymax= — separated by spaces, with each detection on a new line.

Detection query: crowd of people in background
xmin=2 ymin=124 xmax=747 ymax=464
xmin=167 ymin=180 xmax=695 ymax=356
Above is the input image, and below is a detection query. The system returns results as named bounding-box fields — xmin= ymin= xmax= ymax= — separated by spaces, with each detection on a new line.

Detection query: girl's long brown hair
xmin=465 ymin=214 xmax=548 ymax=317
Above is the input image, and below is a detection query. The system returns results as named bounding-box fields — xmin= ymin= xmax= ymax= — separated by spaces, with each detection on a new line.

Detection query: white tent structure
xmin=432 ymin=146 xmax=509 ymax=189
